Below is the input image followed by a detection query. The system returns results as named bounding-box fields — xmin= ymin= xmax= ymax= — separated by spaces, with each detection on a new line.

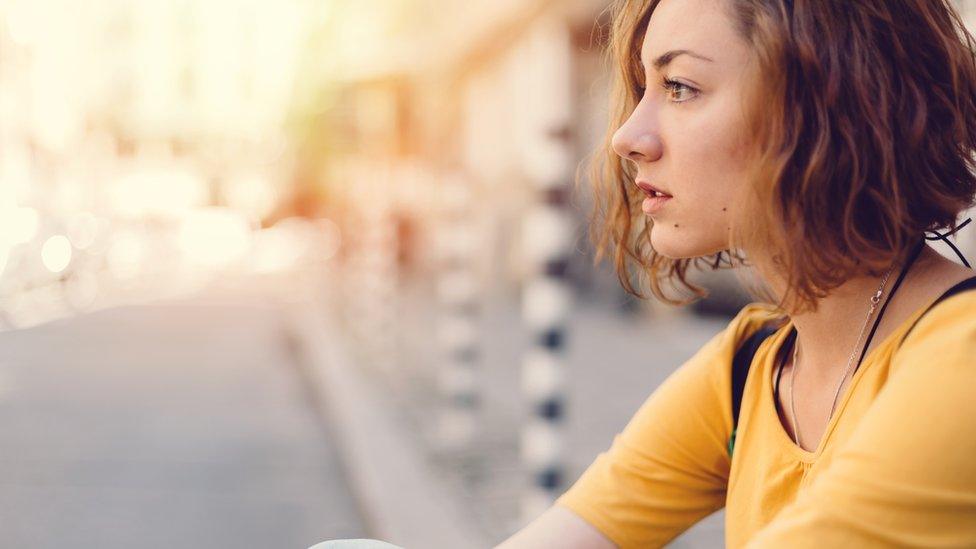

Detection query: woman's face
xmin=612 ymin=0 xmax=757 ymax=259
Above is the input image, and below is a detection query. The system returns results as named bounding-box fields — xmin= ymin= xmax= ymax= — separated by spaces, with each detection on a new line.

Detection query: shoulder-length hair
xmin=586 ymin=0 xmax=976 ymax=314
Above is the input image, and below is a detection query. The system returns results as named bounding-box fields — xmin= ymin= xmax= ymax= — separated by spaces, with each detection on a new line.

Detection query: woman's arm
xmin=494 ymin=505 xmax=617 ymax=549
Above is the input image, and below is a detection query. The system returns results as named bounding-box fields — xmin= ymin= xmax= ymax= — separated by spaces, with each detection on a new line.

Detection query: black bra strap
xmin=859 ymin=222 xmax=976 ymax=366
xmin=852 ymin=237 xmax=928 ymax=375
xmin=926 ymin=218 xmax=972 ymax=268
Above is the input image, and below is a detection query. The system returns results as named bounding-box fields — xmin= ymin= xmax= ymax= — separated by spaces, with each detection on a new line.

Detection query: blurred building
xmin=0 ymin=0 xmax=329 ymax=328
xmin=299 ymin=0 xmax=635 ymax=312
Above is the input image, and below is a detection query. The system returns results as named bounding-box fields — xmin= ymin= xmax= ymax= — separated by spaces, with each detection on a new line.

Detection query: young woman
xmin=498 ymin=0 xmax=976 ymax=547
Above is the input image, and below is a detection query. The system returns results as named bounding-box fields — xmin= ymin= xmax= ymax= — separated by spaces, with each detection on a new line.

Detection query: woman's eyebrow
xmin=644 ymin=49 xmax=716 ymax=71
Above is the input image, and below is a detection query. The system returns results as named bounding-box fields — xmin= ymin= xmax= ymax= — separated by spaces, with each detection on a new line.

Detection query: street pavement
xmin=0 ymin=293 xmax=364 ymax=549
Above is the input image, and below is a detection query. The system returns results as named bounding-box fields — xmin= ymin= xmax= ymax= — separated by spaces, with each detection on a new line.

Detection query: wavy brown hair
xmin=585 ymin=0 xmax=976 ymax=314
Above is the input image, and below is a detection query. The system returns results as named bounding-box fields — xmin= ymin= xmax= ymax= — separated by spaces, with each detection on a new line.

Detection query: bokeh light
xmin=40 ymin=235 xmax=72 ymax=273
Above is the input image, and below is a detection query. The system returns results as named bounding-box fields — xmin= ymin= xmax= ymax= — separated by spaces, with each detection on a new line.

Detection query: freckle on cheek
xmin=722 ymin=207 xmax=727 ymax=212
xmin=674 ymin=224 xmax=679 ymax=228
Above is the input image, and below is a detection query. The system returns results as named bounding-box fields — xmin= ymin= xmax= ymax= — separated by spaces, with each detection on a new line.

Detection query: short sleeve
xmin=555 ymin=303 xmax=779 ymax=548
xmin=745 ymin=293 xmax=976 ymax=547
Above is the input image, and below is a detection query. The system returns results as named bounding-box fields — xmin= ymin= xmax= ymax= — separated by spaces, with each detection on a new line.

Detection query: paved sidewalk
xmin=0 ymin=294 xmax=364 ymax=549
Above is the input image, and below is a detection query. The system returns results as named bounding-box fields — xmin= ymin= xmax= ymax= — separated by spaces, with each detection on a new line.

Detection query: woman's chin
xmin=649 ymin=227 xmax=688 ymax=259
xmin=650 ymin=226 xmax=719 ymax=260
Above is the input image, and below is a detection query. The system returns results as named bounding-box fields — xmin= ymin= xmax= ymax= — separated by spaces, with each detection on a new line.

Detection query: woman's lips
xmin=642 ymin=194 xmax=672 ymax=215
xmin=636 ymin=181 xmax=672 ymax=215
xmin=636 ymin=181 xmax=672 ymax=198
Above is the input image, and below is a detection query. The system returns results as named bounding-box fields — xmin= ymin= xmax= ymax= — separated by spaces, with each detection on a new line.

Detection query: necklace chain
xmin=787 ymin=265 xmax=895 ymax=449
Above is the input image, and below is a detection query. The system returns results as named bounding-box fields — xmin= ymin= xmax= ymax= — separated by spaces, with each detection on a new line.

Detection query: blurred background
xmin=1 ymin=1 xmax=975 ymax=548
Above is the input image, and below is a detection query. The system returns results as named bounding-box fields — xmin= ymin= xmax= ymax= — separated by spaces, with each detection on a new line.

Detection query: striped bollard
xmin=341 ymin=160 xmax=399 ymax=375
xmin=520 ymin=186 xmax=574 ymax=524
xmin=364 ymin=205 xmax=399 ymax=373
xmin=434 ymin=175 xmax=481 ymax=450
xmin=510 ymin=14 xmax=576 ymax=525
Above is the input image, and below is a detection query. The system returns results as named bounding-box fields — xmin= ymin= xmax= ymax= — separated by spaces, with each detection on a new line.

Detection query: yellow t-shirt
xmin=555 ymin=290 xmax=976 ymax=548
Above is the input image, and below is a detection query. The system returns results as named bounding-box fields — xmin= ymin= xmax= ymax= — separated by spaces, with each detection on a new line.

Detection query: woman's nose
xmin=611 ymin=109 xmax=661 ymax=163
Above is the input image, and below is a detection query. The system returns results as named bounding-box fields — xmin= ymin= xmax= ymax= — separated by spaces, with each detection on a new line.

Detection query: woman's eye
xmin=660 ymin=77 xmax=698 ymax=103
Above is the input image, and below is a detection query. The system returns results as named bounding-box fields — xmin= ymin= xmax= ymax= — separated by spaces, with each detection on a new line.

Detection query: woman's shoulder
xmin=673 ymin=302 xmax=787 ymax=380
xmin=724 ymin=301 xmax=789 ymax=348
xmin=899 ymin=282 xmax=976 ymax=350
xmin=888 ymin=282 xmax=976 ymax=388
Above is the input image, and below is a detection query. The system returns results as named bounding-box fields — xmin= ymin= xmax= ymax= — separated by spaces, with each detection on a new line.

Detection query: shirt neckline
xmin=762 ymin=285 xmax=963 ymax=462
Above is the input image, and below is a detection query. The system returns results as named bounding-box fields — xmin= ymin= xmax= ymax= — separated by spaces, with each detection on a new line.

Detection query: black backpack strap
xmin=727 ymin=324 xmax=779 ymax=457
xmin=897 ymin=274 xmax=976 ymax=346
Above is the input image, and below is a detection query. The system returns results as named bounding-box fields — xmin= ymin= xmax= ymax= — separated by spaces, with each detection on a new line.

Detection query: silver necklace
xmin=787 ymin=266 xmax=895 ymax=449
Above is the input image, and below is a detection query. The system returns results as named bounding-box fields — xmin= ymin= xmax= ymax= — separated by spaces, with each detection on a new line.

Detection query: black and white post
xmin=434 ymin=173 xmax=481 ymax=450
xmin=517 ymin=17 xmax=576 ymax=524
